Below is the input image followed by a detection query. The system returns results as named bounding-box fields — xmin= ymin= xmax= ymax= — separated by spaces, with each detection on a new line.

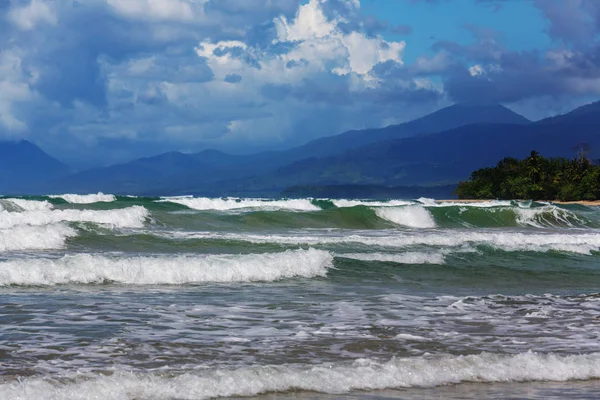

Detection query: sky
xmin=1 ymin=0 xmax=600 ymax=167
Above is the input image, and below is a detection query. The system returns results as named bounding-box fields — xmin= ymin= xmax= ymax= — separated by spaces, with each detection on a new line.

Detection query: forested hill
xmin=456 ymin=150 xmax=600 ymax=201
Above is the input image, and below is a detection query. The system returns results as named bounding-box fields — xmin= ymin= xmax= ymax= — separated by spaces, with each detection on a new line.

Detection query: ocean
xmin=0 ymin=194 xmax=599 ymax=399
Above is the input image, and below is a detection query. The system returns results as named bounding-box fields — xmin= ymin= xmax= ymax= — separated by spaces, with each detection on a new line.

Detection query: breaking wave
xmin=417 ymin=197 xmax=514 ymax=207
xmin=375 ymin=205 xmax=436 ymax=228
xmin=158 ymin=196 xmax=320 ymax=211
xmin=0 ymin=198 xmax=54 ymax=212
xmin=514 ymin=206 xmax=587 ymax=228
xmin=0 ymin=224 xmax=77 ymax=252
xmin=0 ymin=248 xmax=333 ymax=286
xmin=0 ymin=206 xmax=148 ymax=229
xmin=166 ymin=230 xmax=600 ymax=255
xmin=332 ymin=199 xmax=413 ymax=208
xmin=48 ymin=192 xmax=117 ymax=204
xmin=338 ymin=252 xmax=446 ymax=264
xmin=0 ymin=196 xmax=595 ymax=229
xmin=2 ymin=352 xmax=599 ymax=399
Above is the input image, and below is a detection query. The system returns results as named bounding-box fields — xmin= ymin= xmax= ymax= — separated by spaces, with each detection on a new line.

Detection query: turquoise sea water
xmin=0 ymin=194 xmax=599 ymax=399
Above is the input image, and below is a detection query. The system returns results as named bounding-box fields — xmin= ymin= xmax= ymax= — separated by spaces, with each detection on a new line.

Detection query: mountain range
xmin=1 ymin=101 xmax=599 ymax=197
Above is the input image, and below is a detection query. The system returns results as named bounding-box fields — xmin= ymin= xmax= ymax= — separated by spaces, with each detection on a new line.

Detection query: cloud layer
xmin=1 ymin=0 xmax=599 ymax=166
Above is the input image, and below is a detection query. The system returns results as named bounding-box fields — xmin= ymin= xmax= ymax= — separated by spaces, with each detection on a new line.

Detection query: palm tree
xmin=526 ymin=150 xmax=541 ymax=185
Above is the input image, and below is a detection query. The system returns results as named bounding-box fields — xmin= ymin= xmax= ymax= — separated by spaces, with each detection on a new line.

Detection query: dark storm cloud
xmin=440 ymin=43 xmax=600 ymax=104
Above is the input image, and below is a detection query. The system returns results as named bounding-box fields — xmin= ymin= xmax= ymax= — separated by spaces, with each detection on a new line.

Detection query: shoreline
xmin=437 ymin=199 xmax=600 ymax=206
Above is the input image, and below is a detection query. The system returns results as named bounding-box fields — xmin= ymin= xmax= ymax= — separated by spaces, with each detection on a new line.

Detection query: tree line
xmin=456 ymin=150 xmax=600 ymax=201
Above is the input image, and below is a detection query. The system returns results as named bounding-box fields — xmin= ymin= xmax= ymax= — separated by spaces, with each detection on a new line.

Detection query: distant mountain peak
xmin=561 ymin=100 xmax=600 ymax=117
xmin=0 ymin=139 xmax=71 ymax=193
xmin=537 ymin=100 xmax=600 ymax=125
xmin=435 ymin=102 xmax=526 ymax=116
xmin=405 ymin=102 xmax=530 ymax=133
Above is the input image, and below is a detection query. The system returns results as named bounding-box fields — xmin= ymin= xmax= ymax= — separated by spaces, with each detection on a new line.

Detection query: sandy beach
xmin=438 ymin=199 xmax=600 ymax=206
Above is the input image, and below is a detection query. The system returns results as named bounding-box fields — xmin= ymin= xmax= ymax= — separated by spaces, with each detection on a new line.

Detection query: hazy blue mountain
xmin=194 ymin=103 xmax=530 ymax=168
xmin=243 ymin=102 xmax=600 ymax=191
xmin=52 ymin=103 xmax=530 ymax=194
xmin=0 ymin=140 xmax=71 ymax=194
xmin=52 ymin=151 xmax=212 ymax=194
xmin=281 ymin=184 xmax=458 ymax=199
xmin=537 ymin=101 xmax=600 ymax=125
xmin=282 ymin=103 xmax=530 ymax=161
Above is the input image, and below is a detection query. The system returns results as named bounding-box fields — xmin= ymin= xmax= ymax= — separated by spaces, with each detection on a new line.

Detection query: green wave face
xmin=7 ymin=195 xmax=598 ymax=230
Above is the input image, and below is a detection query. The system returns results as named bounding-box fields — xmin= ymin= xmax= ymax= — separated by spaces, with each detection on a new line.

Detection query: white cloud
xmin=8 ymin=0 xmax=57 ymax=30
xmin=468 ymin=63 xmax=502 ymax=77
xmin=468 ymin=64 xmax=484 ymax=77
xmin=0 ymin=0 xmax=440 ymax=166
xmin=339 ymin=31 xmax=405 ymax=76
xmin=106 ymin=0 xmax=206 ymax=22
xmin=0 ymin=50 xmax=37 ymax=134
xmin=274 ymin=0 xmax=337 ymax=41
xmin=197 ymin=0 xmax=405 ymax=86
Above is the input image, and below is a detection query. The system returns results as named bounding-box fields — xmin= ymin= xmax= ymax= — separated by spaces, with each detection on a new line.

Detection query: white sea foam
xmin=2 ymin=352 xmax=600 ymax=399
xmin=338 ymin=252 xmax=445 ymax=264
xmin=49 ymin=192 xmax=116 ymax=204
xmin=0 ymin=198 xmax=54 ymax=212
xmin=332 ymin=199 xmax=413 ymax=208
xmin=167 ymin=230 xmax=600 ymax=255
xmin=0 ymin=249 xmax=333 ymax=286
xmin=515 ymin=206 xmax=585 ymax=228
xmin=375 ymin=206 xmax=436 ymax=228
xmin=394 ymin=333 xmax=432 ymax=341
xmin=417 ymin=198 xmax=514 ymax=208
xmin=0 ymin=206 xmax=148 ymax=229
xmin=159 ymin=197 xmax=320 ymax=211
xmin=0 ymin=224 xmax=77 ymax=252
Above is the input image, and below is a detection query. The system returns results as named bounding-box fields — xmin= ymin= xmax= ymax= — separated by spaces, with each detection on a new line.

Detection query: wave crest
xmin=0 ymin=206 xmax=148 ymax=229
xmin=48 ymin=193 xmax=116 ymax=204
xmin=165 ymin=231 xmax=600 ymax=255
xmin=375 ymin=206 xmax=436 ymax=228
xmin=0 ymin=198 xmax=54 ymax=212
xmin=0 ymin=224 xmax=76 ymax=252
xmin=159 ymin=196 xmax=320 ymax=211
xmin=338 ymin=252 xmax=445 ymax=264
xmin=0 ymin=249 xmax=333 ymax=286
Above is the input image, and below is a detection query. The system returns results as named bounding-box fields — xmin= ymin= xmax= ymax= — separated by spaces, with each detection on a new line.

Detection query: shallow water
xmin=1 ymin=194 xmax=599 ymax=399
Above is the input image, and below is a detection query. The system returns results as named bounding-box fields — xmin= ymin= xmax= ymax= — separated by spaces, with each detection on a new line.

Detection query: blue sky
xmin=1 ymin=0 xmax=600 ymax=167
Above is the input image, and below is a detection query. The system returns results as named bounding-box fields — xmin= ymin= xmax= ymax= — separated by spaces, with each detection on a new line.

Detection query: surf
xmin=0 ymin=206 xmax=149 ymax=229
xmin=0 ymin=249 xmax=333 ymax=286
xmin=0 ymin=224 xmax=76 ymax=252
xmin=2 ymin=352 xmax=599 ymax=399
xmin=48 ymin=192 xmax=117 ymax=204
xmin=161 ymin=230 xmax=600 ymax=255
xmin=157 ymin=196 xmax=320 ymax=211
